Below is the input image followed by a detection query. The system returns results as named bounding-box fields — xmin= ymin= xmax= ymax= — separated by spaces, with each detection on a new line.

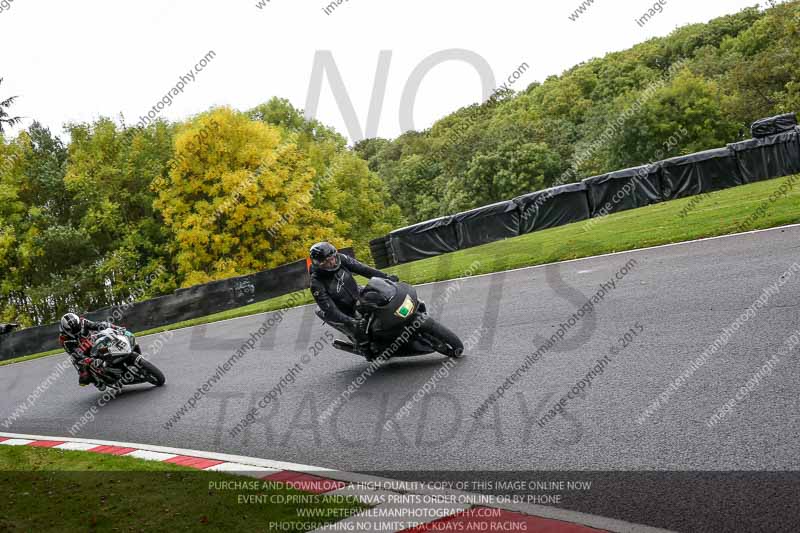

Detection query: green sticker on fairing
xmin=395 ymin=295 xmax=415 ymax=318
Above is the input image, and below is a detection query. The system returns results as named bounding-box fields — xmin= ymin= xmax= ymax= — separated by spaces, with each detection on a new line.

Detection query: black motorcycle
xmin=326 ymin=277 xmax=464 ymax=360
xmin=83 ymin=327 xmax=166 ymax=391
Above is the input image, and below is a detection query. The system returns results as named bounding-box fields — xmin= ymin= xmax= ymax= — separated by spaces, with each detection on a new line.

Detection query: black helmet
xmin=309 ymin=242 xmax=341 ymax=272
xmin=60 ymin=313 xmax=82 ymax=339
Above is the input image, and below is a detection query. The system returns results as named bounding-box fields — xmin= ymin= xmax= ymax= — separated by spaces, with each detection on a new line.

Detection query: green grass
xmin=0 ymin=446 xmax=366 ymax=532
xmin=4 ymin=174 xmax=799 ymax=368
xmin=389 ymin=173 xmax=800 ymax=281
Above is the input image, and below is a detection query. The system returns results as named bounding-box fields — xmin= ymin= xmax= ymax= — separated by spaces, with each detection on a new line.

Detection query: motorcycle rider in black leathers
xmin=309 ymin=242 xmax=398 ymax=358
xmin=59 ymin=313 xmax=131 ymax=391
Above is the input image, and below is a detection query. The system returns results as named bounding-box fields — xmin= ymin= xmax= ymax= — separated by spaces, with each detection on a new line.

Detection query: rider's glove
xmin=349 ymin=318 xmax=368 ymax=341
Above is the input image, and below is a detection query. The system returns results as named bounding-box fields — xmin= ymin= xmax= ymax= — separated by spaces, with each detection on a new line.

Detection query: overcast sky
xmin=0 ymin=0 xmax=764 ymax=143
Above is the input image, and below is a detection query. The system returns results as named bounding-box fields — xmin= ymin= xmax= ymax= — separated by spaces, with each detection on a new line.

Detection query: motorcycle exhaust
xmin=333 ymin=339 xmax=359 ymax=355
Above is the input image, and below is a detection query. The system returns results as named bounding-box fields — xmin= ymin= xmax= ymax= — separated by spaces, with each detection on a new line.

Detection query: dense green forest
xmin=1 ymin=2 xmax=798 ymax=326
xmin=355 ymin=1 xmax=800 ymax=222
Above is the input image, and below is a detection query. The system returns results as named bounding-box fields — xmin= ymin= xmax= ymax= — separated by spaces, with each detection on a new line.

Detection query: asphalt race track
xmin=3 ymin=225 xmax=800 ymax=532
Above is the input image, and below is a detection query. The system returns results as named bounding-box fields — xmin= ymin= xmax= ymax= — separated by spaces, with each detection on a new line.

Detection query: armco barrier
xmin=373 ymin=112 xmax=800 ymax=267
xmin=0 ymin=249 xmax=354 ymax=362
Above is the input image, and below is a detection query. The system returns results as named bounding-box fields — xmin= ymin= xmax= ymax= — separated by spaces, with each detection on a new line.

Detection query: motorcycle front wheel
xmin=419 ymin=317 xmax=464 ymax=358
xmin=137 ymin=359 xmax=166 ymax=386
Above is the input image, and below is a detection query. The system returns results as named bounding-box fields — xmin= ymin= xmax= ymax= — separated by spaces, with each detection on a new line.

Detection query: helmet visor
xmin=315 ymin=254 xmax=340 ymax=271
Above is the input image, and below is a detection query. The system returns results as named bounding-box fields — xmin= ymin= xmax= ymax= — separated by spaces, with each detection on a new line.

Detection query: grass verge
xmin=0 ymin=445 xmax=365 ymax=532
xmin=4 ymin=174 xmax=799 ymax=367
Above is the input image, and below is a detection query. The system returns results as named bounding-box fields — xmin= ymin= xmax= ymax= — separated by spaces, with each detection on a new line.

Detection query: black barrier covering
xmin=514 ymin=182 xmax=591 ymax=234
xmin=453 ymin=200 xmax=521 ymax=249
xmin=384 ymin=238 xmax=397 ymax=267
xmin=582 ymin=164 xmax=662 ymax=217
xmin=0 ymin=323 xmax=62 ymax=363
xmin=370 ymin=236 xmax=396 ymax=269
xmin=728 ymin=128 xmax=800 ymax=183
xmin=388 ymin=216 xmax=459 ymax=264
xmin=0 ymin=323 xmax=19 ymax=335
xmin=377 ymin=111 xmax=800 ymax=267
xmin=660 ymin=147 xmax=745 ymax=199
xmin=751 ymin=112 xmax=797 ymax=138
xmin=369 ymin=236 xmax=389 ymax=260
xmin=0 ymin=250 xmax=354 ymax=362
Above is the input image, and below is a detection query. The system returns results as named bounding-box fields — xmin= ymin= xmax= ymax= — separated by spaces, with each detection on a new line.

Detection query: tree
xmin=719 ymin=3 xmax=800 ymax=124
xmin=248 ymin=97 xmax=347 ymax=148
xmin=65 ymin=117 xmax=176 ymax=302
xmin=351 ymin=3 xmax=797 ymax=218
xmin=0 ymin=118 xmax=178 ymax=325
xmin=605 ymin=69 xmax=740 ymax=169
xmin=0 ymin=136 xmax=28 ymax=323
xmin=248 ymin=97 xmax=347 ymax=177
xmin=0 ymin=78 xmax=22 ymax=134
xmin=0 ymin=125 xmax=85 ymax=324
xmin=353 ymin=138 xmax=391 ymax=172
xmin=248 ymin=98 xmax=405 ymax=263
xmin=457 ymin=141 xmax=562 ymax=211
xmin=153 ymin=107 xmax=341 ymax=286
xmin=312 ymin=151 xmax=405 ymax=259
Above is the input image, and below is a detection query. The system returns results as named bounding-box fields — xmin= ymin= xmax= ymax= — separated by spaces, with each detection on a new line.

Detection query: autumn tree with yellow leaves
xmin=153 ymin=108 xmax=345 ymax=287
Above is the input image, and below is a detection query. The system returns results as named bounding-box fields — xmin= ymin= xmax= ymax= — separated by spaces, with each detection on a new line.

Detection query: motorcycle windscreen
xmin=360 ymin=278 xmax=398 ymax=309
xmin=368 ymin=282 xmax=420 ymax=335
xmin=92 ymin=329 xmax=131 ymax=355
